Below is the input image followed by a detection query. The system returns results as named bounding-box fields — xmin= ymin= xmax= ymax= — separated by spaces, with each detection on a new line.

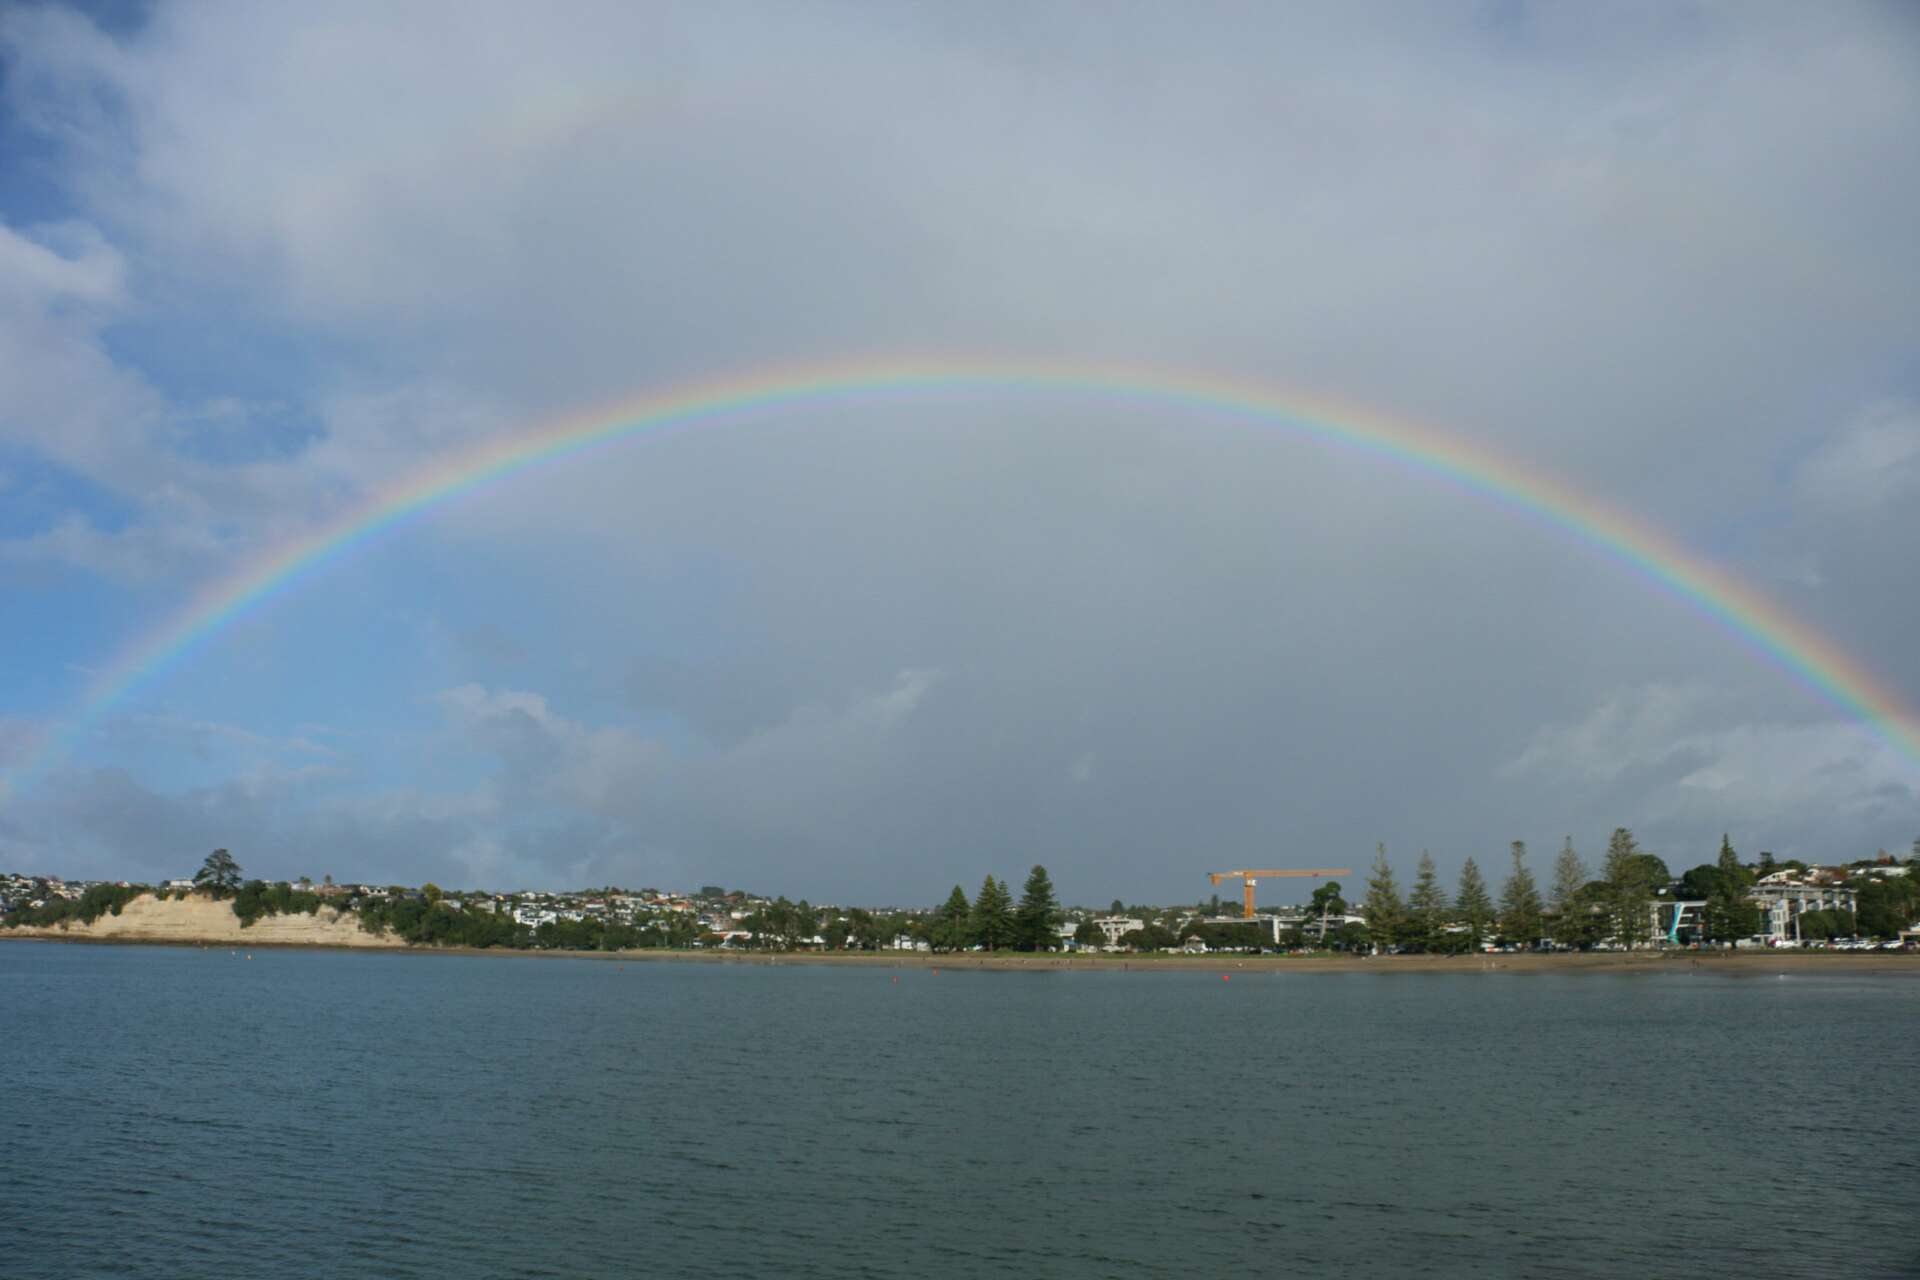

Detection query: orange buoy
xmin=1221 ymin=974 xmax=1230 ymax=981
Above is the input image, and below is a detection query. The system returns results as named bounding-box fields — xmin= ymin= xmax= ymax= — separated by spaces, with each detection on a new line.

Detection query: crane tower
xmin=1207 ymin=868 xmax=1353 ymax=919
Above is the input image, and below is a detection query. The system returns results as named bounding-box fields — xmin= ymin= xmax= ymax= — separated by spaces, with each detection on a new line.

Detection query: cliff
xmin=5 ymin=893 xmax=401 ymax=948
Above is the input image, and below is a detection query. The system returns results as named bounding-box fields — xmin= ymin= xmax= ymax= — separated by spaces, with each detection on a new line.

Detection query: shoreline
xmin=5 ymin=932 xmax=1915 ymax=975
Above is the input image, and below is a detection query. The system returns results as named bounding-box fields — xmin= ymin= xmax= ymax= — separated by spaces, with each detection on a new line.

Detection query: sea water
xmin=2 ymin=944 xmax=1913 ymax=1279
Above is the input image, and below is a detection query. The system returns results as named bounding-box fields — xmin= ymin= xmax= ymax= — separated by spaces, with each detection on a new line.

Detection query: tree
xmin=1362 ymin=844 xmax=1406 ymax=951
xmin=1499 ymin=841 xmax=1544 ymax=946
xmin=1074 ymin=920 xmax=1103 ymax=947
xmin=193 ymin=849 xmax=243 ymax=900
xmin=934 ymin=885 xmax=972 ymax=952
xmin=1309 ymin=880 xmax=1347 ymax=940
xmin=1693 ymin=836 xmax=1758 ymax=945
xmin=970 ymin=875 xmax=1015 ymax=950
xmin=1548 ymin=838 xmax=1589 ymax=945
xmin=1716 ymin=834 xmax=1744 ymax=882
xmin=848 ymin=907 xmax=884 ymax=950
xmin=1797 ymin=909 xmax=1854 ymax=941
xmin=1129 ymin=922 xmax=1178 ymax=951
xmin=1405 ymin=853 xmax=1449 ymax=953
xmin=1329 ymin=921 xmax=1371 ymax=951
xmin=1603 ymin=828 xmax=1655 ymax=948
xmin=1015 ymin=865 xmax=1059 ymax=951
xmin=422 ymin=882 xmax=443 ymax=905
xmin=1455 ymin=858 xmax=1494 ymax=946
xmin=1109 ymin=898 xmax=1125 ymax=916
xmin=1706 ymin=894 xmax=1761 ymax=943
xmin=1857 ymin=877 xmax=1920 ymax=938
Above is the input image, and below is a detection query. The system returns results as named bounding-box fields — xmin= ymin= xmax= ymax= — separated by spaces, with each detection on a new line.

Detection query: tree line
xmin=14 ymin=839 xmax=1919 ymax=954
xmin=1355 ymin=830 xmax=1918 ymax=951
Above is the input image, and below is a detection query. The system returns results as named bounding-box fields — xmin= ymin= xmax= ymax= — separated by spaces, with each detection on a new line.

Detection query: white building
xmin=1093 ymin=916 xmax=1145 ymax=945
xmin=1748 ymin=878 xmax=1857 ymax=941
xmin=1650 ymin=899 xmax=1709 ymax=945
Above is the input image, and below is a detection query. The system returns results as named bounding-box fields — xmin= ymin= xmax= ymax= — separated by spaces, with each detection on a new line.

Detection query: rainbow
xmin=8 ymin=357 xmax=1919 ymax=797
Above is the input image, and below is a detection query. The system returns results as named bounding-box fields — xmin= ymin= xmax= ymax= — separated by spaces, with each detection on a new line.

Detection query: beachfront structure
xmin=1651 ymin=899 xmax=1710 ymax=945
xmin=1749 ymin=878 xmax=1857 ymax=942
xmin=1093 ymin=916 xmax=1145 ymax=945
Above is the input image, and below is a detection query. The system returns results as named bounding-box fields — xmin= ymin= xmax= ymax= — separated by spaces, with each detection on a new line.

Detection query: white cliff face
xmin=5 ymin=894 xmax=396 ymax=947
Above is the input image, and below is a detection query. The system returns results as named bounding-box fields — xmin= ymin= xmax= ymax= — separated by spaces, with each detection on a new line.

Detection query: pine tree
xmin=1362 ymin=843 xmax=1406 ymax=951
xmin=1455 ymin=857 xmax=1494 ymax=946
xmin=1705 ymin=834 xmax=1756 ymax=945
xmin=1405 ymin=852 xmax=1449 ymax=952
xmin=1603 ymin=827 xmax=1654 ymax=948
xmin=1716 ymin=833 xmax=1742 ymax=881
xmin=935 ymin=885 xmax=972 ymax=951
xmin=193 ymin=849 xmax=243 ymax=900
xmin=1549 ymin=838 xmax=1587 ymax=912
xmin=1548 ymin=837 xmax=1590 ymax=946
xmin=970 ymin=875 xmax=1015 ymax=951
xmin=1014 ymin=865 xmax=1059 ymax=951
xmin=1498 ymin=840 xmax=1544 ymax=946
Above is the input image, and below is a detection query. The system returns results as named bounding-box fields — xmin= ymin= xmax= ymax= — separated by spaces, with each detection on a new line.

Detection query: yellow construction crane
xmin=1207 ymin=868 xmax=1353 ymax=919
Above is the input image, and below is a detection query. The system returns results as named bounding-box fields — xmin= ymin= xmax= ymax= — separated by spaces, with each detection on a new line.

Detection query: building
xmin=1650 ymin=899 xmax=1709 ymax=945
xmin=1748 ymin=876 xmax=1857 ymax=942
xmin=1092 ymin=916 xmax=1145 ymax=945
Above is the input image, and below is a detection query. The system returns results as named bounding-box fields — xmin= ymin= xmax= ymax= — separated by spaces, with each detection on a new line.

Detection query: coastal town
xmin=6 ymin=832 xmax=1920 ymax=955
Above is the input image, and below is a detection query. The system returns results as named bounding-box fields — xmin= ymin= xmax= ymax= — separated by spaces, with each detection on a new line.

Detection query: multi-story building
xmin=1749 ymin=871 xmax=1857 ymax=941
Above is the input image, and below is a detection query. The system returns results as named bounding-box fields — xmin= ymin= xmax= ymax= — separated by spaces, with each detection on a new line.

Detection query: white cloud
xmin=1794 ymin=401 xmax=1920 ymax=513
xmin=0 ymin=512 xmax=228 ymax=583
xmin=0 ymin=220 xmax=125 ymax=306
xmin=1502 ymin=684 xmax=1714 ymax=786
xmin=99 ymin=711 xmax=341 ymax=765
xmin=1504 ymin=684 xmax=1915 ymax=856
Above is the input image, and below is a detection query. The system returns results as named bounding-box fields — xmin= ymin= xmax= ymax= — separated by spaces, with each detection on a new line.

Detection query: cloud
xmin=1 ymin=2 xmax=1916 ymax=898
xmin=1794 ymin=402 xmax=1920 ymax=514
xmin=1503 ymin=684 xmax=1915 ymax=860
xmin=97 ymin=711 xmax=341 ymax=767
xmin=0 ymin=220 xmax=124 ymax=306
xmin=0 ymin=716 xmax=49 ymax=769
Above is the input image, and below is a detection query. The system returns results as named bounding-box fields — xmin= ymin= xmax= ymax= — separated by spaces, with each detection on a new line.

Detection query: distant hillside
xmin=5 ymin=893 xmax=399 ymax=948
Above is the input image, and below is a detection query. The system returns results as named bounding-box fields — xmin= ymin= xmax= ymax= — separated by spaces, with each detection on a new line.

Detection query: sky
xmin=1 ymin=1 xmax=1917 ymax=905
